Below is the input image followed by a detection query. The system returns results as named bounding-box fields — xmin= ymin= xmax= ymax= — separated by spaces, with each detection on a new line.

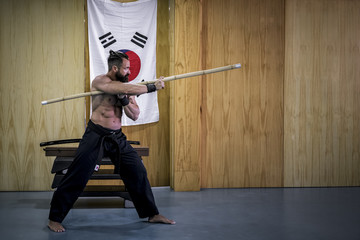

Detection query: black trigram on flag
xmin=131 ymin=32 xmax=148 ymax=48
xmin=99 ymin=32 xmax=116 ymax=48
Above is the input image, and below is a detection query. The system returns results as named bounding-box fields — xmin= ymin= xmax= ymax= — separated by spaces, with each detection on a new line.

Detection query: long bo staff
xmin=41 ymin=63 xmax=241 ymax=105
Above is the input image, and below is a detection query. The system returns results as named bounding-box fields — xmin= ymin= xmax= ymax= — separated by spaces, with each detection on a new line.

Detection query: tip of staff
xmin=234 ymin=63 xmax=241 ymax=68
xmin=41 ymin=101 xmax=48 ymax=105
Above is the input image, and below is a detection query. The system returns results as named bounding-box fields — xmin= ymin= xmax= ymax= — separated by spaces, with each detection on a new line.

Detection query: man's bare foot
xmin=48 ymin=220 xmax=66 ymax=232
xmin=148 ymin=214 xmax=176 ymax=224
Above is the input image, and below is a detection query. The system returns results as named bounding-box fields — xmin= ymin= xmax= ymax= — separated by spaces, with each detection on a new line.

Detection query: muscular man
xmin=48 ymin=50 xmax=175 ymax=232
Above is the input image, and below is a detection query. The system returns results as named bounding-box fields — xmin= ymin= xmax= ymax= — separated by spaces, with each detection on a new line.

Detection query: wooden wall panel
xmin=171 ymin=0 xmax=284 ymax=190
xmin=170 ymin=0 xmax=202 ymax=191
xmin=200 ymin=0 xmax=284 ymax=188
xmin=1 ymin=0 xmax=358 ymax=191
xmin=284 ymin=0 xmax=360 ymax=186
xmin=0 ymin=0 xmax=86 ymax=190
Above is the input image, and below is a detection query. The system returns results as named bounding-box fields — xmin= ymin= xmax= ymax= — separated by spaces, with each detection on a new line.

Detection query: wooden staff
xmin=41 ymin=63 xmax=241 ymax=105
xmin=138 ymin=63 xmax=241 ymax=85
xmin=41 ymin=91 xmax=103 ymax=105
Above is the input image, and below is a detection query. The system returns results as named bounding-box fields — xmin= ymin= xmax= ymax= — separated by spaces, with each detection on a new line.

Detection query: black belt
xmin=88 ymin=120 xmax=122 ymax=172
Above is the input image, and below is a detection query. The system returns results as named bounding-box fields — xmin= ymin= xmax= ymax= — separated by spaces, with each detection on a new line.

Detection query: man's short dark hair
xmin=107 ymin=50 xmax=129 ymax=71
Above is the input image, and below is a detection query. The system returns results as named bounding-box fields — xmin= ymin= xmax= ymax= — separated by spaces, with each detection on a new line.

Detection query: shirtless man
xmin=48 ymin=50 xmax=175 ymax=232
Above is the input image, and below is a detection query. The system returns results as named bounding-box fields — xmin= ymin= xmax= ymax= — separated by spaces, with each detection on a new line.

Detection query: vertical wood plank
xmin=169 ymin=0 xmax=176 ymax=189
xmin=284 ymin=0 xmax=360 ymax=186
xmin=171 ymin=0 xmax=202 ymax=191
xmin=200 ymin=0 xmax=284 ymax=188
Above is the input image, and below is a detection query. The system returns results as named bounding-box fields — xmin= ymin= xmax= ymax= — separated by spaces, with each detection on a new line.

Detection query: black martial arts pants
xmin=49 ymin=120 xmax=159 ymax=223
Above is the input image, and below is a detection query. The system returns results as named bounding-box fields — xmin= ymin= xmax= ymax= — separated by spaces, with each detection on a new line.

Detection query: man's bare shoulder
xmin=92 ymin=74 xmax=112 ymax=84
xmin=91 ymin=74 xmax=111 ymax=91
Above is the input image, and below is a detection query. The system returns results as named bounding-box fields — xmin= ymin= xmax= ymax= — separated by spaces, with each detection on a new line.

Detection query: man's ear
xmin=112 ymin=65 xmax=118 ymax=72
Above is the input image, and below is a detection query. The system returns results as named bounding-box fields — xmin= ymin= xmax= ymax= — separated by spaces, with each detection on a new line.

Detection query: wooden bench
xmin=43 ymin=144 xmax=149 ymax=206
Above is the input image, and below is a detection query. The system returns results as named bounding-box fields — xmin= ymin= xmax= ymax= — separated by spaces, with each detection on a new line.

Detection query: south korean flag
xmin=87 ymin=0 xmax=158 ymax=126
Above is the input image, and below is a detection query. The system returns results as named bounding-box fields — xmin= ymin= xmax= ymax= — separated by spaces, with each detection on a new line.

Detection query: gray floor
xmin=0 ymin=187 xmax=359 ymax=240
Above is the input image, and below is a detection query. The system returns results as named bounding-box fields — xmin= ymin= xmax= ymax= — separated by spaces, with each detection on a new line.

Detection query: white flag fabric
xmin=87 ymin=0 xmax=158 ymax=126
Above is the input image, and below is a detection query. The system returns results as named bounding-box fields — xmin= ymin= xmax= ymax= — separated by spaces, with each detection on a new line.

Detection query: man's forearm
xmin=121 ymin=96 xmax=140 ymax=121
xmin=123 ymin=103 xmax=140 ymax=121
xmin=104 ymin=82 xmax=148 ymax=96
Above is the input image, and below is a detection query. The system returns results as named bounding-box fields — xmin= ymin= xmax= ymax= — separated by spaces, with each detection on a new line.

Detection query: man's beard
xmin=116 ymin=72 xmax=129 ymax=83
